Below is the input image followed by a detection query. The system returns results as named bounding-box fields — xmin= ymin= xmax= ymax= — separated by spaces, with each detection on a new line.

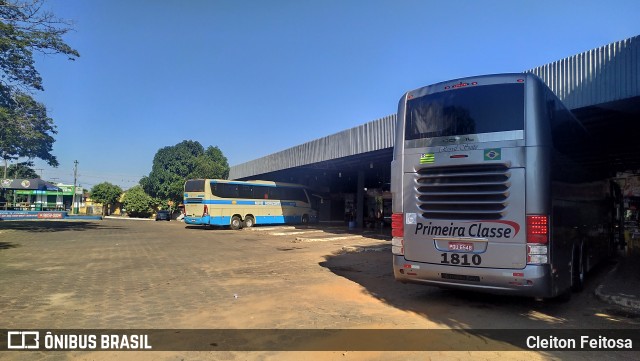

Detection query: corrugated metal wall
xmin=527 ymin=35 xmax=639 ymax=109
xmin=229 ymin=115 xmax=396 ymax=179
xmin=230 ymin=36 xmax=639 ymax=180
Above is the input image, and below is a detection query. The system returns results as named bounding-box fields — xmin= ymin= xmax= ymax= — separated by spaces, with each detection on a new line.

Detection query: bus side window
xmin=550 ymin=100 xmax=587 ymax=155
xmin=239 ymin=185 xmax=253 ymax=199
xmin=217 ymin=183 xmax=239 ymax=198
xmin=251 ymin=185 xmax=268 ymax=199
xmin=270 ymin=188 xmax=282 ymax=201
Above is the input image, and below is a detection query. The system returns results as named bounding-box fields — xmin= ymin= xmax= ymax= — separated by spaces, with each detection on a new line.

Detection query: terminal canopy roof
xmin=0 ymin=178 xmax=60 ymax=191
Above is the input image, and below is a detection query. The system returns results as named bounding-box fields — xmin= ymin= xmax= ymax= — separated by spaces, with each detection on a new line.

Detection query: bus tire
xmin=230 ymin=215 xmax=243 ymax=230
xmin=571 ymin=246 xmax=585 ymax=292
xmin=302 ymin=214 xmax=309 ymax=224
xmin=243 ymin=215 xmax=255 ymax=228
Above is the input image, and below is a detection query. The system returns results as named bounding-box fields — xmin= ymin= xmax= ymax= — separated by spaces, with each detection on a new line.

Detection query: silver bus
xmin=391 ymin=73 xmax=622 ymax=299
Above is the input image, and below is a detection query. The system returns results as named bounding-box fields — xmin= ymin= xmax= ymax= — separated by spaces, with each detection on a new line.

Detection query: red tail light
xmin=391 ymin=213 xmax=404 ymax=237
xmin=526 ymin=215 xmax=548 ymax=244
xmin=203 ymin=205 xmax=208 ymax=217
xmin=391 ymin=213 xmax=405 ymax=256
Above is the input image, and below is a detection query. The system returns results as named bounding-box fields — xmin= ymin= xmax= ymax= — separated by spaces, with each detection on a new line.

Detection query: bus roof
xmin=189 ymin=179 xmax=308 ymax=188
xmin=404 ymin=73 xmax=540 ymax=100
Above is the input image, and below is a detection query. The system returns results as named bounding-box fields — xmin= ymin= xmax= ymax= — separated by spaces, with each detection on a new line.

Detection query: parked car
xmin=155 ymin=210 xmax=171 ymax=221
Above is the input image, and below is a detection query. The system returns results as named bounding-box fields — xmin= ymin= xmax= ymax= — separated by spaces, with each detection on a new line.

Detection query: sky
xmin=24 ymin=0 xmax=640 ymax=190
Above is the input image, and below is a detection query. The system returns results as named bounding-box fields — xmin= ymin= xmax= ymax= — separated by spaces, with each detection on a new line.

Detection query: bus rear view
xmin=391 ymin=73 xmax=597 ymax=298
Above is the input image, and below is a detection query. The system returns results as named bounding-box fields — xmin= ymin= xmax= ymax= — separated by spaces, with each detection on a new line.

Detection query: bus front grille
xmin=415 ymin=164 xmax=510 ymax=220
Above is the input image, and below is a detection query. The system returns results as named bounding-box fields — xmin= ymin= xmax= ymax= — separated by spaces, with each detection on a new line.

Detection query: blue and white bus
xmin=183 ymin=179 xmax=317 ymax=229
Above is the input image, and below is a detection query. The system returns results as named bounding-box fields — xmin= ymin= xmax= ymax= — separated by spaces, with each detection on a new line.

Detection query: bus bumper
xmin=184 ymin=216 xmax=208 ymax=225
xmin=393 ymin=255 xmax=554 ymax=298
xmin=184 ymin=216 xmax=231 ymax=226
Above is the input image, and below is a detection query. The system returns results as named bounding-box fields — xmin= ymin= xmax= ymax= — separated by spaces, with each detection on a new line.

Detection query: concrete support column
xmin=356 ymin=170 xmax=365 ymax=228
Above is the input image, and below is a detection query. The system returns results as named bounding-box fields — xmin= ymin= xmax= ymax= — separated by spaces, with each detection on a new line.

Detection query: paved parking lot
xmin=1 ymin=219 xmax=638 ymax=360
xmin=0 ymin=220 xmax=389 ymax=329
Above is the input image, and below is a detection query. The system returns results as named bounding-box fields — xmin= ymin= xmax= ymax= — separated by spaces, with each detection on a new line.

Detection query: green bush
xmin=123 ymin=185 xmax=154 ymax=218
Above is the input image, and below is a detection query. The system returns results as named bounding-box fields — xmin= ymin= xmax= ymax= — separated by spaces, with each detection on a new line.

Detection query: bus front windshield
xmin=405 ymin=83 xmax=524 ymax=140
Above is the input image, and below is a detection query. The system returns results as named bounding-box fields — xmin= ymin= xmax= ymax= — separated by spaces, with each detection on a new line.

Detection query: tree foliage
xmin=0 ymin=93 xmax=57 ymax=165
xmin=0 ymin=0 xmax=79 ymax=166
xmin=5 ymin=160 xmax=38 ymax=178
xmin=122 ymin=185 xmax=153 ymax=218
xmin=140 ymin=140 xmax=229 ymax=204
xmin=90 ymin=182 xmax=123 ymax=215
xmin=0 ymin=0 xmax=79 ymax=95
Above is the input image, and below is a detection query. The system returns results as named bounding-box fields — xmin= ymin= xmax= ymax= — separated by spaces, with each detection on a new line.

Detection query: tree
xmin=191 ymin=146 xmax=230 ymax=180
xmin=90 ymin=182 xmax=122 ymax=216
xmin=0 ymin=0 xmax=79 ymax=173
xmin=122 ymin=185 xmax=153 ymax=218
xmin=0 ymin=0 xmax=79 ymax=96
xmin=141 ymin=140 xmax=229 ymax=204
xmin=6 ymin=160 xmax=38 ymax=178
xmin=0 ymin=93 xmax=58 ymax=169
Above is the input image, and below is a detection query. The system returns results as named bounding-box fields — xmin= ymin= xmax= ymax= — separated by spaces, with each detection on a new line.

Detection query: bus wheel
xmin=571 ymin=247 xmax=585 ymax=292
xmin=243 ymin=216 xmax=255 ymax=228
xmin=230 ymin=216 xmax=243 ymax=230
xmin=302 ymin=214 xmax=309 ymax=224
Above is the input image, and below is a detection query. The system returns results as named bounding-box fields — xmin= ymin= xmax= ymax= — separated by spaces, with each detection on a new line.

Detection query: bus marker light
xmin=513 ymin=272 xmax=524 ymax=277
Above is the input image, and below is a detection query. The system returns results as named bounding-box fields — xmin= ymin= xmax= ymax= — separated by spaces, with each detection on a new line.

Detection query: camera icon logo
xmin=7 ymin=331 xmax=40 ymax=349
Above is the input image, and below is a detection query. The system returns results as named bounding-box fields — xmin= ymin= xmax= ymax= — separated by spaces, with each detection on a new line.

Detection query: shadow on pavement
xmin=291 ymin=224 xmax=392 ymax=240
xmin=320 ymin=245 xmax=640 ymax=357
xmin=0 ymin=241 xmax=18 ymax=250
xmin=184 ymin=225 xmax=232 ymax=231
xmin=0 ymin=220 xmax=123 ymax=233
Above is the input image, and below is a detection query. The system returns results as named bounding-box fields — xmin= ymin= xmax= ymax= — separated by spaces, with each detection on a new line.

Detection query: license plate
xmin=448 ymin=242 xmax=474 ymax=252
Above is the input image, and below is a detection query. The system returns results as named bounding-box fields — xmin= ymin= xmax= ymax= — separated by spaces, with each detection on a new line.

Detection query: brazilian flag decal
xmin=420 ymin=153 xmax=435 ymax=164
xmin=484 ymin=148 xmax=501 ymax=161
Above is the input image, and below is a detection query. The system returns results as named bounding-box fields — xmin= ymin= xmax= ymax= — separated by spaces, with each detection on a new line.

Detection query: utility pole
xmin=2 ymin=159 xmax=5 ymax=210
xmin=71 ymin=160 xmax=78 ymax=214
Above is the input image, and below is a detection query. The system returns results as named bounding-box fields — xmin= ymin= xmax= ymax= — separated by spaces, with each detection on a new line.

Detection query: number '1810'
xmin=440 ymin=253 xmax=482 ymax=266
